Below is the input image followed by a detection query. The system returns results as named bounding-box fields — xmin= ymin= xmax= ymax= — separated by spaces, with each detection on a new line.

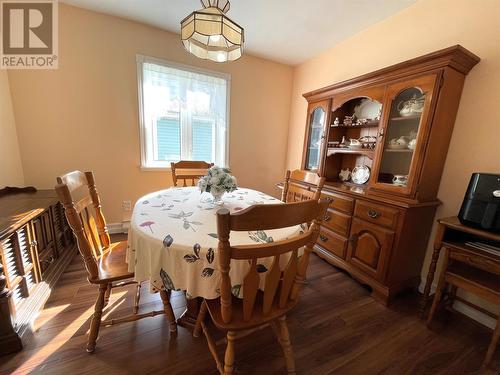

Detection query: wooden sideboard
xmin=0 ymin=188 xmax=74 ymax=355
xmin=295 ymin=45 xmax=480 ymax=304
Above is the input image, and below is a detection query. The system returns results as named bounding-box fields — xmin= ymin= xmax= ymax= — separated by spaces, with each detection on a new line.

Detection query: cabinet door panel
xmin=347 ymin=218 xmax=394 ymax=280
xmin=370 ymin=74 xmax=440 ymax=197
xmin=32 ymin=218 xmax=45 ymax=253
xmin=42 ymin=212 xmax=53 ymax=245
xmin=302 ymin=100 xmax=330 ymax=173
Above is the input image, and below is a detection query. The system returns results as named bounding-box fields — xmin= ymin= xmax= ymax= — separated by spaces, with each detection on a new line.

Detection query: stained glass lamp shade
xmin=181 ymin=0 xmax=244 ymax=63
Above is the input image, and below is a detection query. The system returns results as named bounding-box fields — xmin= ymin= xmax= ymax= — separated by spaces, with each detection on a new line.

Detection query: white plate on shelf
xmin=351 ymin=165 xmax=371 ymax=185
xmin=353 ymin=98 xmax=382 ymax=121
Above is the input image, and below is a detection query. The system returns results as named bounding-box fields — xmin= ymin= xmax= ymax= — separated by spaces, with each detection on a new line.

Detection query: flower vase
xmin=211 ymin=192 xmax=225 ymax=206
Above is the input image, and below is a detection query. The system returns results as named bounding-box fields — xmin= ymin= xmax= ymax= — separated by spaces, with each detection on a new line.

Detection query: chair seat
xmin=91 ymin=240 xmax=134 ymax=284
xmin=205 ymin=291 xmax=298 ymax=331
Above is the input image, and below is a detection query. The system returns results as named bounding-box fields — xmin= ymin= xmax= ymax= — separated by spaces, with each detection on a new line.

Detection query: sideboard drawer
xmin=322 ymin=209 xmax=351 ymax=237
xmin=322 ymin=193 xmax=354 ymax=215
xmin=354 ymin=201 xmax=399 ymax=229
xmin=317 ymin=228 xmax=347 ymax=259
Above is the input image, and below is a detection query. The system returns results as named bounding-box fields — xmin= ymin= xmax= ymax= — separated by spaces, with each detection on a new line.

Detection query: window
xmin=137 ymin=55 xmax=230 ymax=169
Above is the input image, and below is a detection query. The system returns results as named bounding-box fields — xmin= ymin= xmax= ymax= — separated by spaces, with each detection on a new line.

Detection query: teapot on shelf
xmin=397 ymin=94 xmax=425 ymax=117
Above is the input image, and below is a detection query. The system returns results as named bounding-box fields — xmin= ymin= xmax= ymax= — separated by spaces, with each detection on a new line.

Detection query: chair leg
xmin=160 ymin=289 xmax=177 ymax=333
xmin=103 ymin=283 xmax=112 ymax=307
xmin=193 ymin=299 xmax=207 ymax=338
xmin=87 ymin=283 xmax=107 ymax=353
xmin=134 ymin=282 xmax=142 ymax=314
xmin=200 ymin=317 xmax=223 ymax=374
xmin=223 ymin=331 xmax=236 ymax=375
xmin=483 ymin=317 xmax=500 ymax=368
xmin=271 ymin=316 xmax=296 ymax=374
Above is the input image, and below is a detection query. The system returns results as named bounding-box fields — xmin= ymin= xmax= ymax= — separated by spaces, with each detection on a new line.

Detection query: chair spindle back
xmin=170 ymin=160 xmax=214 ymax=187
xmin=216 ymin=198 xmax=329 ymax=324
xmin=55 ymin=171 xmax=110 ymax=282
xmin=282 ymin=169 xmax=325 ymax=203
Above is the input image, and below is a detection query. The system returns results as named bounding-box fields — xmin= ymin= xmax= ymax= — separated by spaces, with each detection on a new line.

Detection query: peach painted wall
xmin=286 ymin=0 xmax=500 ymax=325
xmin=7 ymin=4 xmax=293 ymax=223
xmin=0 ymin=70 xmax=24 ymax=187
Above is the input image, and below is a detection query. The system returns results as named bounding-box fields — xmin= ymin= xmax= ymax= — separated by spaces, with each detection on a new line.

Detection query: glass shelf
xmin=390 ymin=115 xmax=421 ymax=121
xmin=384 ymin=149 xmax=414 ymax=153
xmin=327 ymin=148 xmax=375 ymax=158
xmin=331 ymin=122 xmax=379 ymax=129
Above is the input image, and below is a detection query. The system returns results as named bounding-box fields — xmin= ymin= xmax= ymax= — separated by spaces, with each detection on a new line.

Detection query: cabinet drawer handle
xmin=367 ymin=209 xmax=380 ymax=219
xmin=324 ymin=214 xmax=331 ymax=222
xmin=319 ymin=235 xmax=328 ymax=242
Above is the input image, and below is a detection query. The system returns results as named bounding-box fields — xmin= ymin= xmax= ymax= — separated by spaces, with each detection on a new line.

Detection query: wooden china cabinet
xmin=299 ymin=46 xmax=480 ymax=304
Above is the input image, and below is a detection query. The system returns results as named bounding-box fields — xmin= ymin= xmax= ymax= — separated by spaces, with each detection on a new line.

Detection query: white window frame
xmin=136 ymin=54 xmax=231 ymax=171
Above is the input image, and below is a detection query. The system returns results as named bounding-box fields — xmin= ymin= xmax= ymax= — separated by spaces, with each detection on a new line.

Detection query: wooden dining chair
xmin=55 ymin=171 xmax=177 ymax=353
xmin=170 ymin=160 xmax=214 ymax=187
xmin=427 ymin=246 xmax=500 ymax=368
xmin=281 ymin=169 xmax=325 ymax=203
xmin=194 ymin=198 xmax=329 ymax=374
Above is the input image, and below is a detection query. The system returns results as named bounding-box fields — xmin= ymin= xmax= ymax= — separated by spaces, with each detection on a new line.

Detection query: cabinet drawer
xmin=317 ymin=228 xmax=347 ymax=259
xmin=322 ymin=193 xmax=354 ymax=214
xmin=322 ymin=209 xmax=351 ymax=237
xmin=354 ymin=200 xmax=399 ymax=229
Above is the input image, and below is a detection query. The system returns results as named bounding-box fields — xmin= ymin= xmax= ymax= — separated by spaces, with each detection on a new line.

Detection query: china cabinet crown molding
xmin=303 ymin=45 xmax=480 ymax=103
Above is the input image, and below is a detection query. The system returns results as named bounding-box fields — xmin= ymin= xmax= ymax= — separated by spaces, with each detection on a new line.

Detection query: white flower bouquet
xmin=198 ymin=166 xmax=237 ymax=203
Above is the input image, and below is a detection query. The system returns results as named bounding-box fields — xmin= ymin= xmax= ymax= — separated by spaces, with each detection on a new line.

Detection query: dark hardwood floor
xmin=1 ymin=236 xmax=498 ymax=374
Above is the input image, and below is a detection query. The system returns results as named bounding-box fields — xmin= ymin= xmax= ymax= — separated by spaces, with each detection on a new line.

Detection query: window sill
xmin=140 ymin=165 xmax=172 ymax=172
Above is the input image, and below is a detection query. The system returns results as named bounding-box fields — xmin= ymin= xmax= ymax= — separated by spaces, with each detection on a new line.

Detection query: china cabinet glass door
xmin=371 ymin=74 xmax=438 ymax=196
xmin=303 ymin=100 xmax=330 ymax=172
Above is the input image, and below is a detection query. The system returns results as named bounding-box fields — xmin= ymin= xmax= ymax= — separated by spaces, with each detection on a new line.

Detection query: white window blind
xmin=137 ymin=55 xmax=230 ymax=169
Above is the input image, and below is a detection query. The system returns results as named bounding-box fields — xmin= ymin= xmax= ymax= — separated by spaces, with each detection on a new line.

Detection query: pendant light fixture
xmin=181 ymin=0 xmax=244 ymax=63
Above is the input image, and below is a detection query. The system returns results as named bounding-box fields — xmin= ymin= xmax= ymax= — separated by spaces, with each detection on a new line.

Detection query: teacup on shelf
xmin=393 ymin=175 xmax=408 ymax=186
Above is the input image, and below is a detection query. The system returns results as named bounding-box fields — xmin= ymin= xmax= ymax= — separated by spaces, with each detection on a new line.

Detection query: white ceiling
xmin=61 ymin=0 xmax=417 ymax=65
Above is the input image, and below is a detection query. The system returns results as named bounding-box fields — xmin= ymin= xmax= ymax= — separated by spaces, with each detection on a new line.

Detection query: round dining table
xmin=126 ymin=186 xmax=303 ymax=328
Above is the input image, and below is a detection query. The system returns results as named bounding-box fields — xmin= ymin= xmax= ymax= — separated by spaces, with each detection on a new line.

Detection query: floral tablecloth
xmin=127 ymin=187 xmax=303 ymax=299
